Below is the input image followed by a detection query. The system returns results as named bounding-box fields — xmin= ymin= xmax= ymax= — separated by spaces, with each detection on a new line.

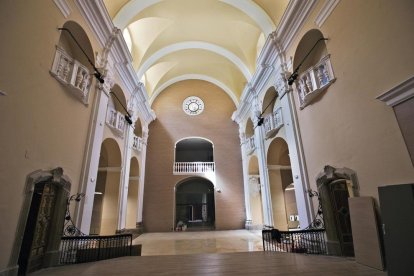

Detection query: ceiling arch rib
xmin=150 ymin=74 xmax=238 ymax=106
xmin=136 ymin=41 xmax=252 ymax=81
xmin=219 ymin=0 xmax=274 ymax=36
xmin=113 ymin=0 xmax=273 ymax=36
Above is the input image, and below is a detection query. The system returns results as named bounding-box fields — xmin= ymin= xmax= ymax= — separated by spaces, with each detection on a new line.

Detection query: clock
xmin=183 ymin=96 xmax=204 ymax=115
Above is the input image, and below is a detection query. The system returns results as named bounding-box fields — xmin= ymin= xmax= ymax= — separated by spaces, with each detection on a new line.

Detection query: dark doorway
xmin=18 ymin=182 xmax=58 ymax=275
xmin=175 ymin=178 xmax=215 ymax=231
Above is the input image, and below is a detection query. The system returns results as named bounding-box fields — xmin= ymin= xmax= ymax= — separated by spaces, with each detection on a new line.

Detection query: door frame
xmin=9 ymin=168 xmax=71 ymax=274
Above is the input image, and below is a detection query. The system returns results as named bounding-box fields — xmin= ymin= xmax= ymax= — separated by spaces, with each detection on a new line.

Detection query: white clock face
xmin=183 ymin=96 xmax=204 ymax=115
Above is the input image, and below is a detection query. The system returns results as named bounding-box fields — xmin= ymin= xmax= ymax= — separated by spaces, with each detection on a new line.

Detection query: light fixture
xmin=94 ymin=191 xmax=103 ymax=195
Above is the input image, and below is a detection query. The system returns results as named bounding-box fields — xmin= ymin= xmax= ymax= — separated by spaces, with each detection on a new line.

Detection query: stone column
xmin=117 ymin=118 xmax=134 ymax=231
xmin=252 ymin=96 xmax=274 ymax=228
xmin=136 ymin=127 xmax=148 ymax=230
xmin=277 ymin=73 xmax=312 ymax=228
xmin=77 ymin=78 xmax=112 ymax=234
xmin=238 ymin=126 xmax=252 ymax=228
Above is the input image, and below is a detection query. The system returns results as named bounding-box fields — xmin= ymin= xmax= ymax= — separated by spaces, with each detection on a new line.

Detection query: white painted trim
xmin=53 ymin=0 xmax=71 ymax=18
xmin=150 ymin=74 xmax=238 ymax=107
xmin=376 ymin=76 xmax=414 ymax=107
xmin=114 ymin=0 xmax=273 ymax=35
xmin=219 ymin=0 xmax=274 ymax=36
xmin=275 ymin=0 xmax=318 ymax=52
xmin=136 ymin=41 xmax=251 ymax=81
xmin=315 ymin=0 xmax=341 ymax=28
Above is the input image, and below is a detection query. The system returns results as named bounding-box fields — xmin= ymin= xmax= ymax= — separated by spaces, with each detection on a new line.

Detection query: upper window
xmin=183 ymin=96 xmax=204 ymax=116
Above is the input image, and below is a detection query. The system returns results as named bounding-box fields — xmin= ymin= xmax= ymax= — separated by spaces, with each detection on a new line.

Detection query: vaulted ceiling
xmin=103 ymin=0 xmax=289 ymax=105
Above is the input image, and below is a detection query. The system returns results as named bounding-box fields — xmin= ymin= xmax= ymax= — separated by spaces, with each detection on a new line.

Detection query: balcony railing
xmin=50 ymin=46 xmax=91 ymax=105
xmin=59 ymin=234 xmax=133 ymax=264
xmin=106 ymin=106 xmax=126 ymax=137
xmin=296 ymin=54 xmax=335 ymax=109
xmin=262 ymin=229 xmax=327 ymax=255
xmin=263 ymin=107 xmax=283 ymax=138
xmin=173 ymin=162 xmax=215 ymax=174
xmin=132 ymin=135 xmax=143 ymax=152
xmin=245 ymin=135 xmax=256 ymax=155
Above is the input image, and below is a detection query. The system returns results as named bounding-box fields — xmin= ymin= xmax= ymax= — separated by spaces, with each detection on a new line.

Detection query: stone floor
xmin=31 ymin=230 xmax=386 ymax=276
xmin=133 ymin=229 xmax=263 ymax=255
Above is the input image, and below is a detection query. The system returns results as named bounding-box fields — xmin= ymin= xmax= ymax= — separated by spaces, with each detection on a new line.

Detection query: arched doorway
xmin=15 ymin=168 xmax=70 ymax=275
xmin=90 ymin=138 xmax=122 ymax=235
xmin=248 ymin=155 xmax=263 ymax=228
xmin=175 ymin=178 xmax=215 ymax=231
xmin=126 ymin=157 xmax=139 ymax=229
xmin=267 ymin=137 xmax=298 ymax=231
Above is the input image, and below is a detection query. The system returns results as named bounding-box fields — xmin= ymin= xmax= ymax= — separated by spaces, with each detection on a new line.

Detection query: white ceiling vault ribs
xmin=113 ymin=0 xmax=274 ymax=35
xmin=105 ymin=0 xmax=288 ymax=104
xmin=150 ymin=74 xmax=238 ymax=106
xmin=136 ymin=41 xmax=252 ymax=81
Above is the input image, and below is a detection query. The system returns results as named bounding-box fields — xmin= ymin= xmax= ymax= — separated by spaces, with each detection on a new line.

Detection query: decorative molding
xmin=275 ymin=0 xmax=318 ymax=52
xmin=53 ymin=0 xmax=71 ymax=18
xmin=315 ymin=0 xmax=341 ymax=28
xmin=376 ymin=76 xmax=414 ymax=107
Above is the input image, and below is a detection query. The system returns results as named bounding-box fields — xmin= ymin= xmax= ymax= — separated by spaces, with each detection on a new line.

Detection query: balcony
xmin=245 ymin=136 xmax=256 ymax=155
xmin=296 ymin=54 xmax=335 ymax=109
xmin=50 ymin=46 xmax=91 ymax=105
xmin=173 ymin=162 xmax=215 ymax=174
xmin=106 ymin=107 xmax=126 ymax=137
xmin=263 ymin=107 xmax=283 ymax=138
xmin=132 ymin=135 xmax=143 ymax=152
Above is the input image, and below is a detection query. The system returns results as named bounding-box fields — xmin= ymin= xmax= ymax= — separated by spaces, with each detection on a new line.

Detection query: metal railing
xmin=173 ymin=162 xmax=215 ymax=174
xmin=59 ymin=234 xmax=132 ymax=264
xmin=262 ymin=229 xmax=327 ymax=255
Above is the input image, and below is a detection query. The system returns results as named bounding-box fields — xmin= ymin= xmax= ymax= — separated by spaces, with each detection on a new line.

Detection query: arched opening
xmin=126 ymin=157 xmax=140 ymax=229
xmin=174 ymin=137 xmax=214 ymax=174
xmin=52 ymin=21 xmax=95 ymax=104
xmin=175 ymin=177 xmax=215 ymax=231
xmin=134 ymin=118 xmax=143 ymax=137
xmin=267 ymin=137 xmax=298 ymax=231
xmin=248 ymin=155 xmax=263 ymax=228
xmin=293 ymin=29 xmax=334 ymax=108
xmin=90 ymin=138 xmax=122 ymax=235
xmin=261 ymin=86 xmax=278 ymax=117
xmin=106 ymin=85 xmax=128 ymax=135
xmin=245 ymin=118 xmax=254 ymax=137
xmin=15 ymin=168 xmax=70 ymax=275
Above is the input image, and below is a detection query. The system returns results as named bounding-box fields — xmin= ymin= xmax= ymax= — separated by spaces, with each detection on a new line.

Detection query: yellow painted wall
xmin=0 ymin=0 xmax=104 ymax=269
xmin=285 ymin=0 xmax=414 ymax=200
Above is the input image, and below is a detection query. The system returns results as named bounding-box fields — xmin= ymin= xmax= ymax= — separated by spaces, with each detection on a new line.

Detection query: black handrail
xmin=60 ymin=234 xmax=133 ymax=264
xmin=262 ymin=229 xmax=327 ymax=255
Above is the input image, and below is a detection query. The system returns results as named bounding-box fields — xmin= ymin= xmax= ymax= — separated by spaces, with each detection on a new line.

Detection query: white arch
xmin=137 ymin=41 xmax=251 ymax=81
xmin=113 ymin=0 xmax=274 ymax=35
xmin=219 ymin=0 xmax=274 ymax=35
xmin=150 ymin=74 xmax=238 ymax=106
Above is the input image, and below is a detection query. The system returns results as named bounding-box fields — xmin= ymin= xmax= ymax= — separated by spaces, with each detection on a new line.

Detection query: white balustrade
xmin=106 ymin=106 xmax=126 ymax=137
xmin=263 ymin=107 xmax=284 ymax=138
xmin=50 ymin=46 xmax=91 ymax=104
xmin=173 ymin=162 xmax=215 ymax=174
xmin=296 ymin=54 xmax=335 ymax=109
xmin=132 ymin=135 xmax=143 ymax=152
xmin=245 ymin=135 xmax=256 ymax=155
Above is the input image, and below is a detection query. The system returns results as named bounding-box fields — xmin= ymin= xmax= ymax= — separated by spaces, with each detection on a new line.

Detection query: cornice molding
xmin=377 ymin=76 xmax=414 ymax=107
xmin=315 ymin=0 xmax=341 ymax=28
xmin=275 ymin=0 xmax=318 ymax=52
xmin=75 ymin=0 xmax=113 ymax=48
xmin=53 ymin=0 xmax=71 ymax=18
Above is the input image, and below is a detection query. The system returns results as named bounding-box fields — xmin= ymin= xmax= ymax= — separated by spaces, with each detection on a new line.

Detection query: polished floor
xmin=32 ymin=230 xmax=386 ymax=276
xmin=133 ymin=229 xmax=263 ymax=255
